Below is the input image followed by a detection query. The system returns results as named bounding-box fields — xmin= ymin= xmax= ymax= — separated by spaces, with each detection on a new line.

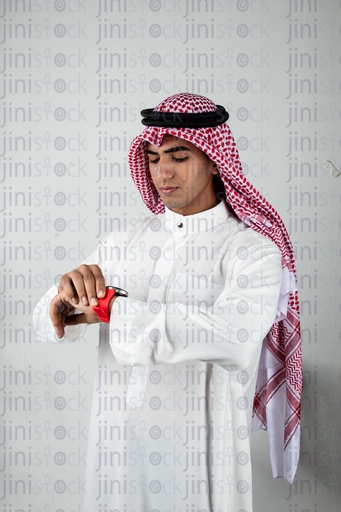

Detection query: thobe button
xmin=177 ymin=221 xmax=183 ymax=228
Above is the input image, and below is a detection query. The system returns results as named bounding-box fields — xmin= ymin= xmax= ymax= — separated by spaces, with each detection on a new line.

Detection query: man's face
xmin=146 ymin=135 xmax=219 ymax=216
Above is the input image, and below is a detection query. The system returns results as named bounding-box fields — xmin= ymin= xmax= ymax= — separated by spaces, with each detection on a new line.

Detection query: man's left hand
xmin=50 ymin=290 xmax=100 ymax=339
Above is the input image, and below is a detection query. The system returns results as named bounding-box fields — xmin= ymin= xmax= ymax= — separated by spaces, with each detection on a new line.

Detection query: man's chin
xmin=161 ymin=199 xmax=184 ymax=213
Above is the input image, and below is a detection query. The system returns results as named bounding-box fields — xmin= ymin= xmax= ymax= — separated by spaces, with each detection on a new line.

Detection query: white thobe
xmin=33 ymin=201 xmax=282 ymax=512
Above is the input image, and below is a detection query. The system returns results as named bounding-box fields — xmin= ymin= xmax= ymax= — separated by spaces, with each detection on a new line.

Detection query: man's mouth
xmin=159 ymin=187 xmax=178 ymax=194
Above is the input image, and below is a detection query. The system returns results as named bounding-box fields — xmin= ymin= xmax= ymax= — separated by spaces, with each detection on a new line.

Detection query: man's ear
xmin=212 ymin=162 xmax=219 ymax=175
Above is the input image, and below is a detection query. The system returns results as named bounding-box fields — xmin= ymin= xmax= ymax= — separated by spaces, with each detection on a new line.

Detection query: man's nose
xmin=157 ymin=159 xmax=175 ymax=179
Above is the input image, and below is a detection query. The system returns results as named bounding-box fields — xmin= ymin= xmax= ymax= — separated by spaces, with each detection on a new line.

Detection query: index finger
xmin=50 ymin=292 xmax=74 ymax=339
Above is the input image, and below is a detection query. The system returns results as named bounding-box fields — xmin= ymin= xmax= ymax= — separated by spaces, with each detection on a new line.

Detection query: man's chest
xmin=102 ymin=227 xmax=235 ymax=306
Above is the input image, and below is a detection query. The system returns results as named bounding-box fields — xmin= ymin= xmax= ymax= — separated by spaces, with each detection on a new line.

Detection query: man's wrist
xmin=108 ymin=295 xmax=117 ymax=313
xmin=92 ymin=286 xmax=128 ymax=323
xmin=108 ymin=286 xmax=129 ymax=316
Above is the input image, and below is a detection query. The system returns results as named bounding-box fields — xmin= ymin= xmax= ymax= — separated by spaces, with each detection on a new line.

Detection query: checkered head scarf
xmin=128 ymin=92 xmax=302 ymax=483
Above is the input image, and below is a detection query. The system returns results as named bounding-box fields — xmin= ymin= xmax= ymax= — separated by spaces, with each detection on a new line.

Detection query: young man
xmin=34 ymin=93 xmax=302 ymax=511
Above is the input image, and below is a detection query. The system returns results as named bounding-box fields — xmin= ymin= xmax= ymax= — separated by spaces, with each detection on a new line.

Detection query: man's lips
xmin=159 ymin=187 xmax=178 ymax=194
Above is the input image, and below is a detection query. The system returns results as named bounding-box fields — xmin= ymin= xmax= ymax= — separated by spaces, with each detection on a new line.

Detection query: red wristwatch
xmin=92 ymin=286 xmax=128 ymax=323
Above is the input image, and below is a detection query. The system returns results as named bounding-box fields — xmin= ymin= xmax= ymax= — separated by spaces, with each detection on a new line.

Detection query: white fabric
xmin=33 ymin=201 xmax=282 ymax=512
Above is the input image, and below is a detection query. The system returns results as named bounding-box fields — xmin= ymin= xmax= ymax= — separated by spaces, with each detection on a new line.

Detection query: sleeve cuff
xmin=109 ymin=297 xmax=162 ymax=366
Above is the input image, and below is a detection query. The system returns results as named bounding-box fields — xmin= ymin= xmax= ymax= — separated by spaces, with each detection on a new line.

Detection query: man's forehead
xmin=146 ymin=134 xmax=191 ymax=151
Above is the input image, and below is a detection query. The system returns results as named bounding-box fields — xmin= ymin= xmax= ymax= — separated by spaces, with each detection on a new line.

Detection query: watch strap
xmin=92 ymin=288 xmax=116 ymax=324
xmin=92 ymin=286 xmax=129 ymax=324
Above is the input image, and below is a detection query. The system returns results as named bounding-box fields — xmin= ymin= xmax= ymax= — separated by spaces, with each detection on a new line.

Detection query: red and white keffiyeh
xmin=128 ymin=93 xmax=302 ymax=483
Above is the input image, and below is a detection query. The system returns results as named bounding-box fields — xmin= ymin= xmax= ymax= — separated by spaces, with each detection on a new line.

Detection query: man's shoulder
xmin=226 ymin=215 xmax=282 ymax=257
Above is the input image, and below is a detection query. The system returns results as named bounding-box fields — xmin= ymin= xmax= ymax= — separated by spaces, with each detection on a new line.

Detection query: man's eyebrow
xmin=146 ymin=146 xmax=190 ymax=155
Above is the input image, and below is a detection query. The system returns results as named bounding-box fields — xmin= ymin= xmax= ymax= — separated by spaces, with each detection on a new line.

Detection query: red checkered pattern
xmin=128 ymin=93 xmax=302 ymax=481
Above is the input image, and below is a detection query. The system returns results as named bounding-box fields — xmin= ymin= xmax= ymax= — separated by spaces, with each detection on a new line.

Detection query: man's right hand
xmin=57 ymin=264 xmax=106 ymax=307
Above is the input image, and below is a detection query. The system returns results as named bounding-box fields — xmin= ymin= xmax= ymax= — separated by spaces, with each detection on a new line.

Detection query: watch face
xmin=107 ymin=286 xmax=129 ymax=298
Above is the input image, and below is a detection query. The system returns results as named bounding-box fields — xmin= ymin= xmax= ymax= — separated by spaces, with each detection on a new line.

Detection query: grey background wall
xmin=1 ymin=1 xmax=340 ymax=510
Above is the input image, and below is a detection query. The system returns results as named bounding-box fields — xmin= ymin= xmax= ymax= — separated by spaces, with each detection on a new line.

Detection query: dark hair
xmin=202 ymin=152 xmax=226 ymax=202
xmin=214 ymin=174 xmax=226 ymax=201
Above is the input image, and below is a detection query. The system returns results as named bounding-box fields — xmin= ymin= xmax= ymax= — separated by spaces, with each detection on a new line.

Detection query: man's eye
xmin=173 ymin=157 xmax=188 ymax=162
xmin=149 ymin=159 xmax=159 ymax=164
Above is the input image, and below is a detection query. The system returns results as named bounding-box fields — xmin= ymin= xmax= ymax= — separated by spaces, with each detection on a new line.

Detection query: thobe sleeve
xmin=109 ymin=239 xmax=283 ymax=370
xmin=32 ymin=233 xmax=112 ymax=343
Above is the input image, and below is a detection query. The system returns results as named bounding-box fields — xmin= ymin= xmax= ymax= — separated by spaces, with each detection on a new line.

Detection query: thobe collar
xmin=164 ymin=200 xmax=231 ymax=237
